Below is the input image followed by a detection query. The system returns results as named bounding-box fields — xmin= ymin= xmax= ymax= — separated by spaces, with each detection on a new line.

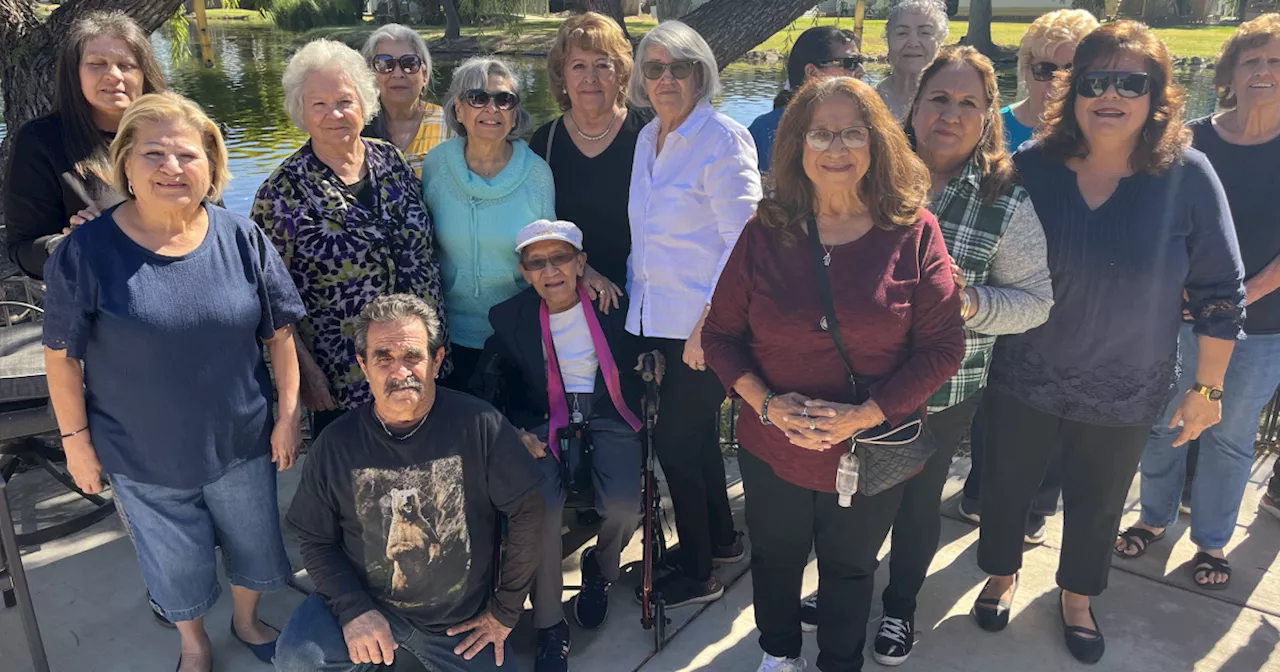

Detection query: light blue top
xmin=1001 ymin=105 xmax=1034 ymax=153
xmin=748 ymin=106 xmax=785 ymax=172
xmin=422 ymin=137 xmax=556 ymax=349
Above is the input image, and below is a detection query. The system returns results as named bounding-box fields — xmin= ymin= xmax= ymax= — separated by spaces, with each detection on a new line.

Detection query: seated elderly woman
xmin=876 ymin=0 xmax=948 ymax=121
xmin=252 ymin=38 xmax=446 ymax=437
xmin=476 ymin=219 xmax=654 ymax=672
xmin=5 ymin=10 xmax=166 ymax=279
xmin=361 ymin=23 xmax=449 ymax=174
xmin=42 ymin=91 xmax=305 ymax=672
xmin=423 ymin=57 xmax=561 ymax=390
xmin=701 ymin=76 xmax=964 ymax=672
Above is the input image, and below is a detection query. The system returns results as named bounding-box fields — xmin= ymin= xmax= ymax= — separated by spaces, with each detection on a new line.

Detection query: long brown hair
xmin=1038 ymin=20 xmax=1189 ymax=174
xmin=907 ymin=45 xmax=1015 ymax=204
xmin=54 ymin=11 xmax=167 ymax=180
xmin=1213 ymin=13 xmax=1280 ymax=109
xmin=758 ymin=77 xmax=929 ymax=243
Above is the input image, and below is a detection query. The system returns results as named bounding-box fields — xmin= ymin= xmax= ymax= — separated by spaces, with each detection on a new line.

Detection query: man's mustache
xmin=385 ymin=375 xmax=424 ymax=394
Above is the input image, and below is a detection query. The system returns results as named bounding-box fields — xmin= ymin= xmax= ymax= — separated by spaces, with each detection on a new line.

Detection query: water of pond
xmin=1 ymin=24 xmax=1225 ymax=216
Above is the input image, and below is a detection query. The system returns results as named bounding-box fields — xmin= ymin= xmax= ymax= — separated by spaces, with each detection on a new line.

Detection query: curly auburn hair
xmin=546 ymin=12 xmax=634 ymax=112
xmin=758 ymin=77 xmax=929 ymax=244
xmin=1214 ymin=13 xmax=1280 ymax=109
xmin=1038 ymin=20 xmax=1190 ymax=175
xmin=906 ymin=45 xmax=1015 ymax=204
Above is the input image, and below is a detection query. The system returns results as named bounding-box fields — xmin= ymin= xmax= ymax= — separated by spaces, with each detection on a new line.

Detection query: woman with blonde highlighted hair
xmin=43 ymin=91 xmax=306 ymax=672
xmin=1003 ymin=9 xmax=1099 ymax=149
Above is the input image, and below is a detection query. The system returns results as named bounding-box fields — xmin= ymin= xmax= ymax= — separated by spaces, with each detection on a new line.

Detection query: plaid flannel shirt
xmin=926 ymin=158 xmax=1027 ymax=412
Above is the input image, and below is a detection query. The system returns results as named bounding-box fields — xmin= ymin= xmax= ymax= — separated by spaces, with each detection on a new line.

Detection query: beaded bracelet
xmin=760 ymin=391 xmax=777 ymax=426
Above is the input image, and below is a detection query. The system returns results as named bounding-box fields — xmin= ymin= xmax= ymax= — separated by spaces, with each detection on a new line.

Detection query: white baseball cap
xmin=515 ymin=219 xmax=583 ymax=253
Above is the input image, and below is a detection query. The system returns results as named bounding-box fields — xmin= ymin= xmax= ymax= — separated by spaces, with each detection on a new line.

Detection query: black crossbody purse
xmin=805 ymin=217 xmax=936 ymax=496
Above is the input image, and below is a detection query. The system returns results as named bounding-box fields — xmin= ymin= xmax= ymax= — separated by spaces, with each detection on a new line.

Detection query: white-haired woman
xmin=877 ymin=0 xmax=948 ymax=120
xmin=1002 ymin=9 xmax=1099 ymax=149
xmin=423 ymin=57 xmax=557 ymax=390
xmin=252 ymin=39 xmax=446 ymax=437
xmin=360 ymin=23 xmax=448 ymax=175
xmin=625 ymin=20 xmax=760 ymax=607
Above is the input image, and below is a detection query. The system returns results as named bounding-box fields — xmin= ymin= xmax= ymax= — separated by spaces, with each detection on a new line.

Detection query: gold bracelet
xmin=60 ymin=425 xmax=89 ymax=439
xmin=960 ymin=290 xmax=972 ymax=320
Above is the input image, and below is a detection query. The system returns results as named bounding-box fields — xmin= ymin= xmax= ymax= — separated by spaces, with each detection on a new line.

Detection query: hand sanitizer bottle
xmin=836 ymin=450 xmax=860 ymax=507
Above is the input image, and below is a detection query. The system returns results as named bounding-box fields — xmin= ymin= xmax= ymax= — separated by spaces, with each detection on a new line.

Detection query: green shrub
xmin=264 ymin=0 xmax=363 ymax=31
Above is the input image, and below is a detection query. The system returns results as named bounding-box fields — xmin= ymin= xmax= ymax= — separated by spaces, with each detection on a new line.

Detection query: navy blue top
xmin=42 ymin=205 xmax=306 ymax=488
xmin=748 ymin=106 xmax=785 ymax=172
xmin=1189 ymin=117 xmax=1280 ymax=335
xmin=989 ymin=145 xmax=1245 ymax=426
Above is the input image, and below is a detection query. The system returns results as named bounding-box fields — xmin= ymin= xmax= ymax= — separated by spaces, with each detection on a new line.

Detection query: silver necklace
xmin=570 ymin=110 xmax=617 ymax=142
xmin=822 ymin=244 xmax=835 ymax=267
xmin=374 ymin=407 xmax=429 ymax=440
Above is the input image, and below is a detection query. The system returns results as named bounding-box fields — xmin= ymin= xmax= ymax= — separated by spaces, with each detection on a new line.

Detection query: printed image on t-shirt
xmin=352 ymin=456 xmax=471 ymax=608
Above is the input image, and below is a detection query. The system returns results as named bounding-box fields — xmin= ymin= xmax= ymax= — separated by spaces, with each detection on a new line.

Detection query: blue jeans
xmin=110 ymin=454 xmax=291 ymax=622
xmin=1140 ymin=324 xmax=1280 ymax=549
xmin=274 ymin=594 xmax=512 ymax=672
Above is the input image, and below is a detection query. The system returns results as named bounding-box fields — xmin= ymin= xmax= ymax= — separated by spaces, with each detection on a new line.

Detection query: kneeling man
xmin=275 ymin=294 xmax=545 ymax=672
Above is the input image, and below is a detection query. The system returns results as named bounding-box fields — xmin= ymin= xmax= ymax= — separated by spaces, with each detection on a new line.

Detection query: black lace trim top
xmin=989 ymin=145 xmax=1245 ymax=426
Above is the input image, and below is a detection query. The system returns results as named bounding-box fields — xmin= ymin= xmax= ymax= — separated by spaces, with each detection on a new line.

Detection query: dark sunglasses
xmin=641 ymin=60 xmax=697 ymax=80
xmin=463 ymin=89 xmax=520 ymax=110
xmin=1030 ymin=61 xmax=1071 ymax=82
xmin=521 ymin=251 xmax=579 ymax=271
xmin=816 ymin=56 xmax=865 ymax=71
xmin=371 ymin=54 xmax=423 ymax=75
xmin=1077 ymin=71 xmax=1151 ymax=99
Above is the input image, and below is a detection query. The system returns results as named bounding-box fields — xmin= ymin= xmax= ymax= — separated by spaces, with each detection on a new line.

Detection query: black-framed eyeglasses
xmin=641 ymin=60 xmax=697 ymax=80
xmin=1077 ymin=71 xmax=1151 ymax=99
xmin=520 ymin=251 xmax=579 ymax=271
xmin=816 ymin=56 xmax=865 ymax=71
xmin=804 ymin=126 xmax=872 ymax=151
xmin=371 ymin=54 xmax=424 ymax=75
xmin=1030 ymin=61 xmax=1071 ymax=82
xmin=463 ymin=89 xmax=520 ymax=110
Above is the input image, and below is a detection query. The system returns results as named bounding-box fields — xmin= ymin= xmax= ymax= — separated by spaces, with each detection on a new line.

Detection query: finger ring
xmin=801 ymin=407 xmax=809 ymax=418
xmin=808 ymin=418 xmax=816 ymax=430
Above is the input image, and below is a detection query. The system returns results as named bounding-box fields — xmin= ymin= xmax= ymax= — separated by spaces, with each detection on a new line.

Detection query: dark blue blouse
xmin=42 ymin=205 xmax=306 ymax=488
xmin=989 ymin=144 xmax=1245 ymax=426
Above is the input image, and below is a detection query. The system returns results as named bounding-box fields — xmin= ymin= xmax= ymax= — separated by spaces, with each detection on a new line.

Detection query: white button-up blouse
xmin=626 ymin=101 xmax=763 ymax=340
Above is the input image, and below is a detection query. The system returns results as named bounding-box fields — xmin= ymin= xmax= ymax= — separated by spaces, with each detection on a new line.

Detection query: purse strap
xmin=805 ymin=216 xmax=860 ymax=396
xmin=545 ymin=116 xmax=560 ymax=166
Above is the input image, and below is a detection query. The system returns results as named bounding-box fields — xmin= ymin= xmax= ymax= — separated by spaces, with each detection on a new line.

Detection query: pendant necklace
xmin=822 ymin=244 xmax=835 ymax=267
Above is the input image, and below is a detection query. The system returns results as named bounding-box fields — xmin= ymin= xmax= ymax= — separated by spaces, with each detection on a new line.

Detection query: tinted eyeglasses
xmin=804 ymin=126 xmax=871 ymax=151
xmin=371 ymin=54 xmax=424 ymax=75
xmin=1076 ymin=71 xmax=1151 ymax=99
xmin=816 ymin=56 xmax=865 ymax=71
xmin=463 ymin=89 xmax=520 ymax=110
xmin=641 ymin=60 xmax=697 ymax=80
xmin=1030 ymin=61 xmax=1071 ymax=82
xmin=521 ymin=251 xmax=579 ymax=271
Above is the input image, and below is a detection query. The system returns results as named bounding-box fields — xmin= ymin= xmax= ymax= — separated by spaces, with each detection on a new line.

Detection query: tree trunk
xmin=681 ymin=0 xmax=817 ymax=70
xmin=965 ymin=0 xmax=997 ymax=57
xmin=583 ymin=0 xmax=629 ymax=40
xmin=441 ymin=0 xmax=460 ymax=39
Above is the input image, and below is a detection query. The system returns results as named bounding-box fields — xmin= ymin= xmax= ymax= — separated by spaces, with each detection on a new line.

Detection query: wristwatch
xmin=1190 ymin=383 xmax=1224 ymax=402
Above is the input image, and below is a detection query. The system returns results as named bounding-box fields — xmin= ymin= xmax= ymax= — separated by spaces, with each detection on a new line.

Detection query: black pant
xmin=650 ymin=336 xmax=737 ymax=581
xmin=740 ymin=449 xmax=902 ymax=672
xmin=438 ymin=345 xmax=482 ymax=393
xmin=978 ymin=387 xmax=1148 ymax=595
xmin=881 ymin=394 xmax=981 ymax=619
xmin=964 ymin=402 xmax=1063 ymax=518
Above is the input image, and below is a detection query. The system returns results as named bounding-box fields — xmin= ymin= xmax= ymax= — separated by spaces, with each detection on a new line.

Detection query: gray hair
xmin=361 ymin=23 xmax=433 ymax=87
xmin=282 ymin=39 xmax=380 ymax=131
xmin=354 ymin=294 xmax=445 ymax=358
xmin=627 ymin=20 xmax=721 ymax=109
xmin=442 ymin=57 xmax=533 ymax=139
xmin=884 ymin=0 xmax=950 ymax=43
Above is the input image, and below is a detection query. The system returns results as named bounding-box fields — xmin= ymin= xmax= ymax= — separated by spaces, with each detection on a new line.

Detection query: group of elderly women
xmin=5 ymin=4 xmax=1280 ymax=672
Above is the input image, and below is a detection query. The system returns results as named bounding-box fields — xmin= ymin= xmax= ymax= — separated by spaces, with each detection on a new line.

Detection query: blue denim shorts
xmin=110 ymin=454 xmax=291 ymax=623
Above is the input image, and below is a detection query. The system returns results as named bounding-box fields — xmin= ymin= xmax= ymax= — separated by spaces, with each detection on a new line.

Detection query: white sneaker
xmin=757 ymin=653 xmax=808 ymax=671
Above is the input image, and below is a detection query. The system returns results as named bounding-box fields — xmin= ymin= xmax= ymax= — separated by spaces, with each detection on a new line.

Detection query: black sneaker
xmin=574 ymin=546 xmax=610 ymax=629
xmin=1024 ymin=515 xmax=1048 ymax=545
xmin=873 ymin=615 xmax=914 ymax=666
xmin=799 ymin=595 xmax=818 ymax=633
xmin=634 ymin=572 xmax=725 ymax=608
xmin=957 ymin=496 xmax=981 ymax=524
xmin=535 ymin=620 xmax=571 ymax=672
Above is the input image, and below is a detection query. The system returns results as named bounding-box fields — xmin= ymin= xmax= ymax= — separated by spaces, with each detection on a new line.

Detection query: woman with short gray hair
xmin=877 ymin=0 xmax=949 ymax=120
xmin=361 ymin=24 xmax=448 ymax=175
xmin=623 ymin=19 xmax=759 ymax=608
xmin=423 ymin=56 xmax=556 ymax=390
xmin=252 ymin=38 xmax=446 ymax=437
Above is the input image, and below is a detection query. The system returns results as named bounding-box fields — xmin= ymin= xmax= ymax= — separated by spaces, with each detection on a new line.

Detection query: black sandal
xmin=1191 ymin=551 xmax=1232 ymax=591
xmin=972 ymin=573 xmax=1018 ymax=632
xmin=1114 ymin=526 xmax=1165 ymax=559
